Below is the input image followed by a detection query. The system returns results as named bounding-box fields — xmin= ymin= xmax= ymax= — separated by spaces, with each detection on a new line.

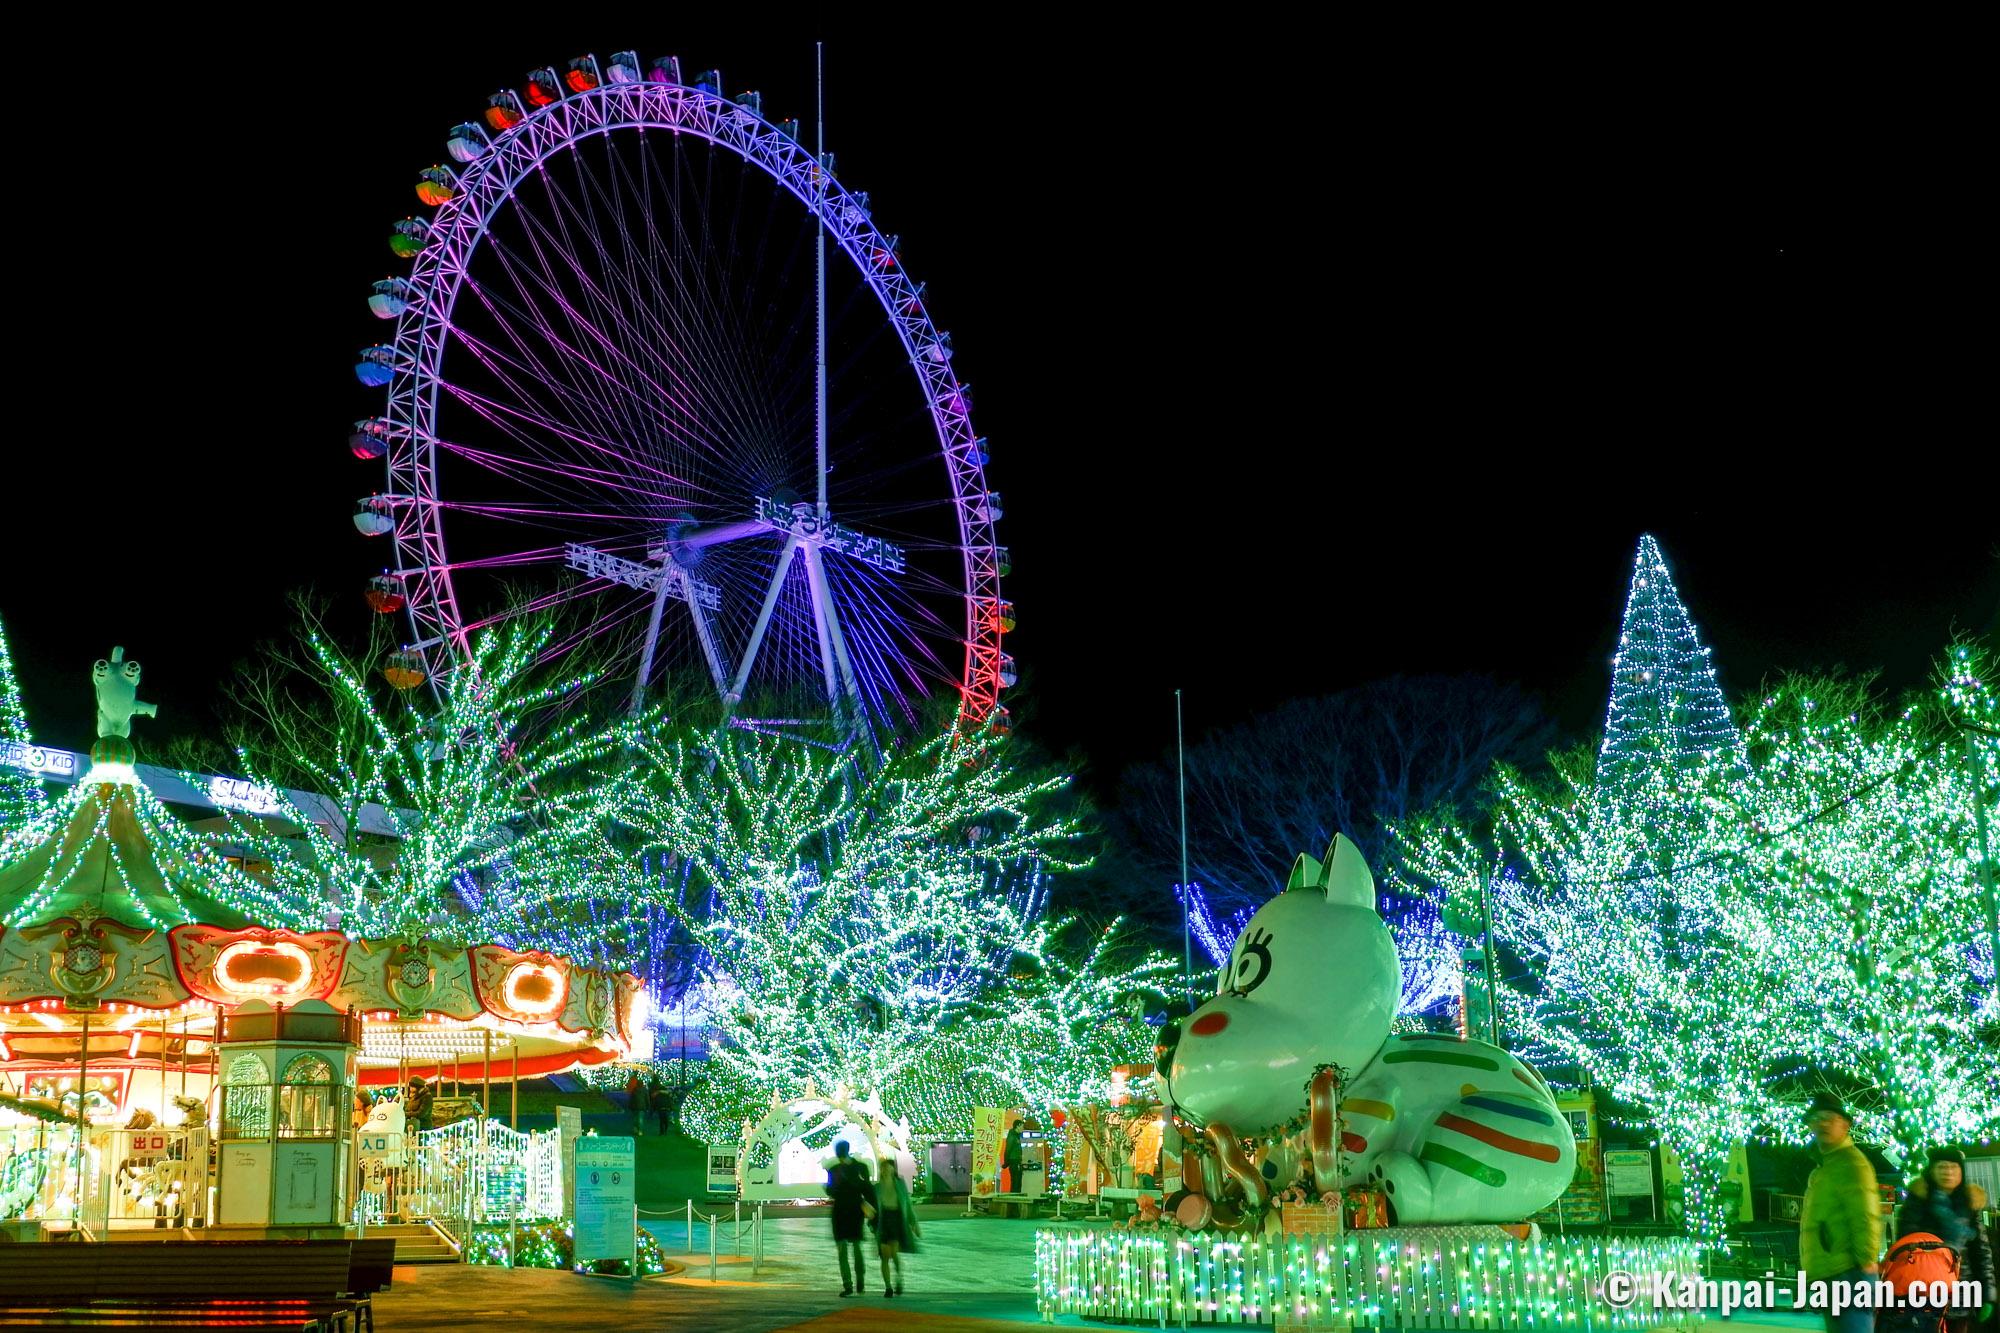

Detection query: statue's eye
xmin=1232 ymin=928 xmax=1274 ymax=994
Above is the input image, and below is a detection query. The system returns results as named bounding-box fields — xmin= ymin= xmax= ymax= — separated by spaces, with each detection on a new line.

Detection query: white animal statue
xmin=92 ymin=646 xmax=157 ymax=739
xmin=1165 ymin=835 xmax=1574 ymax=1226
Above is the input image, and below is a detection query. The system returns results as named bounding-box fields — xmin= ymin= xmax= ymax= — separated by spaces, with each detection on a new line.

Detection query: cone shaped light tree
xmin=0 ymin=615 xmax=44 ymax=834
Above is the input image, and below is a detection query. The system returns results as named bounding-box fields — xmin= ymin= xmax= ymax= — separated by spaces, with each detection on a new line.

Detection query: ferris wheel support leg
xmin=804 ymin=546 xmax=842 ymax=715
xmin=629 ymin=559 xmax=679 ymax=715
xmin=681 ymin=581 xmax=733 ymax=705
xmin=802 ymin=544 xmax=867 ymax=737
xmin=728 ymin=538 xmax=800 ymax=709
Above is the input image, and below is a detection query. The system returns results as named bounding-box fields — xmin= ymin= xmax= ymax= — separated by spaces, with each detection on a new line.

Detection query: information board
xmin=1604 ymin=1148 xmax=1655 ymax=1198
xmin=706 ymin=1145 xmax=739 ymax=1194
xmin=573 ymin=1136 xmax=637 ymax=1272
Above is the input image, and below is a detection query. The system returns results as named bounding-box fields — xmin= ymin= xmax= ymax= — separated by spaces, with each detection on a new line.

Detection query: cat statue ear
xmin=1320 ymin=834 xmax=1377 ymax=910
xmin=1283 ymin=834 xmax=1376 ymax=910
xmin=1284 ymin=850 xmax=1324 ymax=893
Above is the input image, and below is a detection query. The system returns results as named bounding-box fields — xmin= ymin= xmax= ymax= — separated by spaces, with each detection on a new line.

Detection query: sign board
xmin=970 ymin=1106 xmax=1009 ymax=1195
xmin=556 ymin=1105 xmax=582 ymax=1219
xmin=126 ymin=1131 xmax=171 ymax=1164
xmin=706 ymin=1145 xmax=739 ymax=1194
xmin=1604 ymin=1149 xmax=1655 ymax=1198
xmin=573 ymin=1136 xmax=637 ymax=1273
xmin=0 ymin=740 xmax=79 ymax=780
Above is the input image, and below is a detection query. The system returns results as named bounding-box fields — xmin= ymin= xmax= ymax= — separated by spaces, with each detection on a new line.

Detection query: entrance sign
xmin=573 ymin=1135 xmax=637 ymax=1276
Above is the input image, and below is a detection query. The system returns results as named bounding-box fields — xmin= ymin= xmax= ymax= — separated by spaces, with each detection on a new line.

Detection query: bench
xmin=346 ymin=1237 xmax=397 ymax=1333
xmin=0 ymin=1239 xmax=361 ymax=1331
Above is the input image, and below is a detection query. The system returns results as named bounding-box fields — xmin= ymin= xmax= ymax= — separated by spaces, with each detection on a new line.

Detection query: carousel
xmin=0 ymin=647 xmax=641 ymax=1238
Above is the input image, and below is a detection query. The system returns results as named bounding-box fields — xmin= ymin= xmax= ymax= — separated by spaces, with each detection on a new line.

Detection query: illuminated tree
xmin=1716 ymin=659 xmax=1999 ymax=1165
xmin=0 ymin=615 xmax=43 ymax=833
xmin=1400 ymin=752 xmax=1789 ymax=1250
xmin=209 ymin=612 xmax=642 ymax=948
xmin=1400 ymin=652 xmax=2000 ymax=1246
xmin=939 ymin=918 xmax=1175 ymax=1116
xmin=1597 ymin=534 xmax=1746 ymax=805
xmin=627 ymin=721 xmax=1093 ymax=1131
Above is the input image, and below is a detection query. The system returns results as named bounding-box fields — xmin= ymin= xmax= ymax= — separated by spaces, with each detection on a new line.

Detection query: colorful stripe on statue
xmin=1435 ymin=1112 xmax=1562 ymax=1164
xmin=1381 ymin=1049 xmax=1500 ymax=1071
xmin=1420 ymin=1141 xmax=1505 ymax=1186
xmin=1461 ymin=1095 xmax=1554 ymax=1125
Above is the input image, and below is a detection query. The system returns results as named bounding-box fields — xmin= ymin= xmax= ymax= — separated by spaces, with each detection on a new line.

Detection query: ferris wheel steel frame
xmin=375 ymin=79 xmax=1006 ymax=723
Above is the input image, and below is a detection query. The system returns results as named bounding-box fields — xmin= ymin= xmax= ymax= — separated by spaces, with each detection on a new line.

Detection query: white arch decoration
xmin=738 ymin=1084 xmax=914 ymax=1202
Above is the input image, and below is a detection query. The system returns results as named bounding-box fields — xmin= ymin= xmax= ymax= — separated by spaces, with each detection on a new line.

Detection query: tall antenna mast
xmin=1177 ymin=688 xmax=1191 ymax=1004
xmin=814 ymin=41 xmax=829 ymax=523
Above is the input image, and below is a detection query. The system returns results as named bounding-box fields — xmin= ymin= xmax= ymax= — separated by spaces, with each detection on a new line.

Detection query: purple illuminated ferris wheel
xmin=350 ymin=52 xmax=1013 ymax=741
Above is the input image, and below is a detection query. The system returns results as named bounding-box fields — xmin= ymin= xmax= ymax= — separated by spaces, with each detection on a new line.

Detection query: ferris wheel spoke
xmin=534 ymin=151 xmax=670 ymax=471
xmin=508 ymin=194 xmax=722 ymax=473
xmin=460 ymin=243 xmax=660 ymax=482
xmin=660 ymin=143 xmax=788 ymax=458
xmin=460 ymin=263 xmax=719 ymax=480
xmin=525 ymin=148 xmax=773 ymax=476
xmin=472 ymin=219 xmax=735 ymax=500
xmin=439 ymin=434 xmax=694 ymax=507
xmin=445 ymin=320 xmax=720 ymax=502
xmin=577 ymin=136 xmax=774 ymax=455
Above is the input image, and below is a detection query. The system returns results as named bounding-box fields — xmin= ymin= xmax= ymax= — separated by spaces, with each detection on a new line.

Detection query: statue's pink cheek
xmin=1190 ymin=1012 xmax=1230 ymax=1037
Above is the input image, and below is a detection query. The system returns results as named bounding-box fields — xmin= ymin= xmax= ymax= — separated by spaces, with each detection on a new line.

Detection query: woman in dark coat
xmin=871 ymin=1154 xmax=921 ymax=1296
xmin=825 ymin=1140 xmax=873 ymax=1296
xmin=1895 ymin=1148 xmax=1994 ymax=1333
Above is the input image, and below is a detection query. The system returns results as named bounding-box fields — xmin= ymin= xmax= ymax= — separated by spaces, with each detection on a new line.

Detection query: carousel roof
xmin=0 ymin=767 xmax=261 ymax=933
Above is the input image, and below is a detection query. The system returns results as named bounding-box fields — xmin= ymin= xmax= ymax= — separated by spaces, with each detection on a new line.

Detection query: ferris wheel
xmin=349 ymin=52 xmax=1012 ymax=742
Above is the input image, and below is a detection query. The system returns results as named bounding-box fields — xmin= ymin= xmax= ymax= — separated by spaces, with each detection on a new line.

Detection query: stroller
xmin=1877 ymin=1232 xmax=1961 ymax=1333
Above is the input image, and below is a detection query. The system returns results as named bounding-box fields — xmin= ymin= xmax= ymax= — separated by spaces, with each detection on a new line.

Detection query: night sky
xmin=4 ymin=23 xmax=1993 ymax=793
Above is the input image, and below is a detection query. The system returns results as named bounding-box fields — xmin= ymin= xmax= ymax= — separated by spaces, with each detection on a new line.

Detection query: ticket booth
xmin=213 ymin=999 xmax=360 ymax=1230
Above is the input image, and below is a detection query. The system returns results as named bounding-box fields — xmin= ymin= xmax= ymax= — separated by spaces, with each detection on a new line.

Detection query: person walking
xmin=1894 ymin=1148 xmax=1994 ymax=1333
xmin=1800 ymin=1093 xmax=1883 ymax=1333
xmin=871 ymin=1153 xmax=921 ymax=1296
xmin=1002 ymin=1118 xmax=1024 ymax=1194
xmin=825 ymin=1140 xmax=873 ymax=1296
xmin=625 ymin=1069 xmax=646 ymax=1137
xmin=650 ymin=1076 xmax=671 ymax=1136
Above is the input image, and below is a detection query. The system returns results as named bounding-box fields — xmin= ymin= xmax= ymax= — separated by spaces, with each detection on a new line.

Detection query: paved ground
xmin=368 ymin=1212 xmax=1827 ymax=1331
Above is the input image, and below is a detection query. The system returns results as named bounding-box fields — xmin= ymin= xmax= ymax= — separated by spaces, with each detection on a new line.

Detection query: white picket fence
xmin=353 ymin=1118 xmax=562 ymax=1235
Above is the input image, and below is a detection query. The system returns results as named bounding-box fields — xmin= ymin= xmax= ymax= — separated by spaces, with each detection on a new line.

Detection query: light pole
xmin=1176 ymin=689 xmax=1191 ymax=1005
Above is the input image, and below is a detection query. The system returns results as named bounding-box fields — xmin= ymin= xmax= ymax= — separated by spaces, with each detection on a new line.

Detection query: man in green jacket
xmin=1799 ymin=1093 xmax=1882 ymax=1332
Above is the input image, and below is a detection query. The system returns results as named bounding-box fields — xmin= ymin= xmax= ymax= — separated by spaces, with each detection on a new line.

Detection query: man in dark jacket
xmin=826 ymin=1140 xmax=873 ymax=1296
xmin=1800 ymin=1093 xmax=1882 ymax=1333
